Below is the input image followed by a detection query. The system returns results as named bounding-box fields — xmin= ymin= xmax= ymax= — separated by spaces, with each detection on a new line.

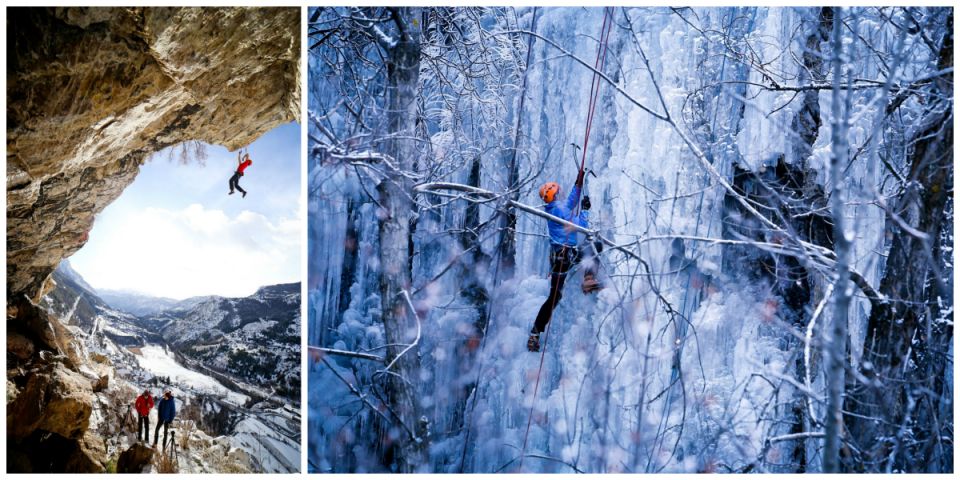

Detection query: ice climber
xmin=527 ymin=170 xmax=602 ymax=352
xmin=154 ymin=390 xmax=177 ymax=450
xmin=228 ymin=151 xmax=253 ymax=197
xmin=135 ymin=389 xmax=155 ymax=443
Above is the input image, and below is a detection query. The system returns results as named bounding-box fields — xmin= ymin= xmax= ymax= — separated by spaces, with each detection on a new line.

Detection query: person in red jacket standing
xmin=134 ymin=389 xmax=155 ymax=443
xmin=228 ymin=151 xmax=253 ymax=198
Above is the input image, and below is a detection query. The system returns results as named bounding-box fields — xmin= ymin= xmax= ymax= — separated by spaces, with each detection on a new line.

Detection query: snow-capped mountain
xmin=144 ymin=283 xmax=302 ymax=401
xmin=96 ymin=289 xmax=181 ymax=317
xmin=42 ymin=260 xmax=116 ymax=331
xmin=42 ymin=261 xmax=161 ymax=345
xmin=47 ymin=263 xmax=301 ymax=403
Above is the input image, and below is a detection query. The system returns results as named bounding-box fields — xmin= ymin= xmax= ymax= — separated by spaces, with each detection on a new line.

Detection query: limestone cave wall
xmin=5 ymin=7 xmax=300 ymax=472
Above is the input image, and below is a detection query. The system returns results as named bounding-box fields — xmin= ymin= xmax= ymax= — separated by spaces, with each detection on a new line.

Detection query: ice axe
xmin=569 ymin=143 xmax=597 ymax=178
xmin=569 ymin=142 xmax=581 ymax=168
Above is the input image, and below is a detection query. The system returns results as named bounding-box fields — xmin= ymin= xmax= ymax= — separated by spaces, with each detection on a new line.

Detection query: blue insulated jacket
xmin=157 ymin=396 xmax=177 ymax=423
xmin=544 ymin=184 xmax=588 ymax=247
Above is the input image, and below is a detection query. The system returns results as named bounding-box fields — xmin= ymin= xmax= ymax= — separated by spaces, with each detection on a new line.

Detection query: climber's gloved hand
xmin=575 ymin=169 xmax=585 ymax=187
xmin=581 ymin=195 xmax=591 ymax=211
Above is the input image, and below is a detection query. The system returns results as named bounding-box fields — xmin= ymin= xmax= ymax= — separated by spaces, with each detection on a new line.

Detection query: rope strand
xmin=518 ymin=7 xmax=612 ymax=472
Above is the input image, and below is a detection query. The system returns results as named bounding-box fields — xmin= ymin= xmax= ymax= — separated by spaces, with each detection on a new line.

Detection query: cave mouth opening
xmin=65 ymin=121 xmax=302 ymax=303
xmin=16 ymin=121 xmax=303 ymax=472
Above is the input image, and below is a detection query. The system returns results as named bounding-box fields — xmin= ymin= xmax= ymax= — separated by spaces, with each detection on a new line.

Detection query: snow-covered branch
xmin=309 ymin=345 xmax=384 ymax=362
xmin=415 ymin=182 xmax=598 ymax=237
xmin=349 ymin=7 xmax=398 ymax=50
xmin=379 ymin=290 xmax=423 ymax=376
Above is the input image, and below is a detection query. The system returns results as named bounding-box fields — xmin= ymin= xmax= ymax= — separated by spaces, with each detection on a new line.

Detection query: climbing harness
xmin=518 ymin=6 xmax=613 ymax=471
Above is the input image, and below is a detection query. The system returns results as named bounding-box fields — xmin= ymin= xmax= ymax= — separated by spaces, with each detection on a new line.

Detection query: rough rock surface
xmin=7 ymin=332 xmax=35 ymax=360
xmin=7 ymin=7 xmax=300 ymax=300
xmin=117 ymin=442 xmax=155 ymax=473
xmin=93 ymin=374 xmax=110 ymax=392
xmin=7 ymin=361 xmax=94 ymax=440
xmin=6 ymin=7 xmax=300 ymax=472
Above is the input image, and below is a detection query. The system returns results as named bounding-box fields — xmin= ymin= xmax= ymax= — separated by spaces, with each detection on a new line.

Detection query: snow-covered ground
xmin=135 ymin=344 xmax=248 ymax=404
xmin=231 ymin=408 xmax=301 ymax=473
xmin=125 ymin=346 xmax=300 ymax=473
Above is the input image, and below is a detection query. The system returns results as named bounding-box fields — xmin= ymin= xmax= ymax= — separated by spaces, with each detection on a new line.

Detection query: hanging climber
xmin=228 ymin=150 xmax=253 ymax=198
xmin=527 ymin=170 xmax=603 ymax=352
xmin=134 ymin=389 xmax=155 ymax=444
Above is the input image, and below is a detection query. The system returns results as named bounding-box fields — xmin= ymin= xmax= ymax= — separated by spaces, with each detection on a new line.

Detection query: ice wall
xmin=308 ymin=6 xmax=941 ymax=473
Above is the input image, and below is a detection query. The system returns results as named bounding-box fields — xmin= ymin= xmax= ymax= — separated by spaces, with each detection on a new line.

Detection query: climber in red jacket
xmin=228 ymin=151 xmax=253 ymax=198
xmin=134 ymin=389 xmax=155 ymax=444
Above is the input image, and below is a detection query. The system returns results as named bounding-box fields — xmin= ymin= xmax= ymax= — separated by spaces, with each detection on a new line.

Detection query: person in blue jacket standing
xmin=154 ymin=390 xmax=177 ymax=450
xmin=528 ymin=170 xmax=602 ymax=352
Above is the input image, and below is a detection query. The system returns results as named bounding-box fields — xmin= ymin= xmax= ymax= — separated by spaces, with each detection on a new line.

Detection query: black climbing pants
xmin=229 ymin=171 xmax=246 ymax=194
xmin=154 ymin=420 xmax=172 ymax=449
xmin=532 ymin=242 xmax=601 ymax=334
xmin=138 ymin=414 xmax=150 ymax=443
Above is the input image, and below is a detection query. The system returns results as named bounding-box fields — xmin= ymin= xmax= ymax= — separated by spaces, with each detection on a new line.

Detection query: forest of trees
xmin=307 ymin=7 xmax=952 ymax=473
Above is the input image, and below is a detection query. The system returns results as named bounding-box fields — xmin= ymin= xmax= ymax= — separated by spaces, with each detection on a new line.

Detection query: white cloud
xmin=71 ymin=203 xmax=300 ymax=299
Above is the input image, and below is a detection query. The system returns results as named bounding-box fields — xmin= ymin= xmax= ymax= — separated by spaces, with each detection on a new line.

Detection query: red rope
xmin=518 ymin=7 xmax=612 ymax=472
xmin=579 ymin=7 xmax=613 ymax=175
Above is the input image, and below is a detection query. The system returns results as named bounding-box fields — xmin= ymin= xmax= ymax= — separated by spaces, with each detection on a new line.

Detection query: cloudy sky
xmin=70 ymin=122 xmax=301 ymax=300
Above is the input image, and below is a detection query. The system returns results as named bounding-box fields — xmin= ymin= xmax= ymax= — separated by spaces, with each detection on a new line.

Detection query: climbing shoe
xmin=582 ymin=272 xmax=603 ymax=294
xmin=527 ymin=332 xmax=541 ymax=352
xmin=228 ymin=190 xmax=235 ymax=195
xmin=242 ymin=191 xmax=247 ymax=198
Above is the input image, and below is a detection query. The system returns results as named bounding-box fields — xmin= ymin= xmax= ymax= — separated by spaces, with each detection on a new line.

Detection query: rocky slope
xmin=39 ymin=260 xmax=114 ymax=334
xmin=42 ymin=263 xmax=301 ymax=401
xmin=6 ymin=7 xmax=300 ymax=473
xmin=31 ymin=262 xmax=301 ymax=472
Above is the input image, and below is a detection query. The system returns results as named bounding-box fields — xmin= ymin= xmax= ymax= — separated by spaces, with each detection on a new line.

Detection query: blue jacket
xmin=157 ymin=396 xmax=177 ymax=423
xmin=544 ymin=184 xmax=588 ymax=247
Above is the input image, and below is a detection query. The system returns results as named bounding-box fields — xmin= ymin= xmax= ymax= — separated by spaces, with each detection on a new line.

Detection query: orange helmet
xmin=539 ymin=182 xmax=560 ymax=203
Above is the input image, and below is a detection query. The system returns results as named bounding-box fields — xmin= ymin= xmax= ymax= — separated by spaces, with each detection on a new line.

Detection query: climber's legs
xmin=153 ymin=421 xmax=170 ymax=449
xmin=529 ymin=245 xmax=577 ymax=352
xmin=138 ymin=414 xmax=150 ymax=443
xmin=581 ymin=240 xmax=604 ymax=293
xmin=228 ymin=172 xmax=240 ymax=194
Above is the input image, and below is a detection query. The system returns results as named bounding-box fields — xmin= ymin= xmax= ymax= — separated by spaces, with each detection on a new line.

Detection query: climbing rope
xmin=518 ymin=7 xmax=613 ymax=471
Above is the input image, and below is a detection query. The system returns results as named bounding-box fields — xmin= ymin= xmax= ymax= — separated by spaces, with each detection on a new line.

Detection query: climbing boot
xmin=527 ymin=332 xmax=541 ymax=352
xmin=582 ymin=272 xmax=603 ymax=294
xmin=242 ymin=191 xmax=247 ymax=198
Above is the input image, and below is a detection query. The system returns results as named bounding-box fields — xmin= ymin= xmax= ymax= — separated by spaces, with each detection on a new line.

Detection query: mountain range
xmin=42 ymin=260 xmax=301 ymax=402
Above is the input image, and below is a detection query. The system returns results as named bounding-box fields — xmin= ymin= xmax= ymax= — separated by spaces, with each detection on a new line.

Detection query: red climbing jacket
xmin=135 ymin=393 xmax=154 ymax=416
xmin=237 ymin=158 xmax=252 ymax=175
